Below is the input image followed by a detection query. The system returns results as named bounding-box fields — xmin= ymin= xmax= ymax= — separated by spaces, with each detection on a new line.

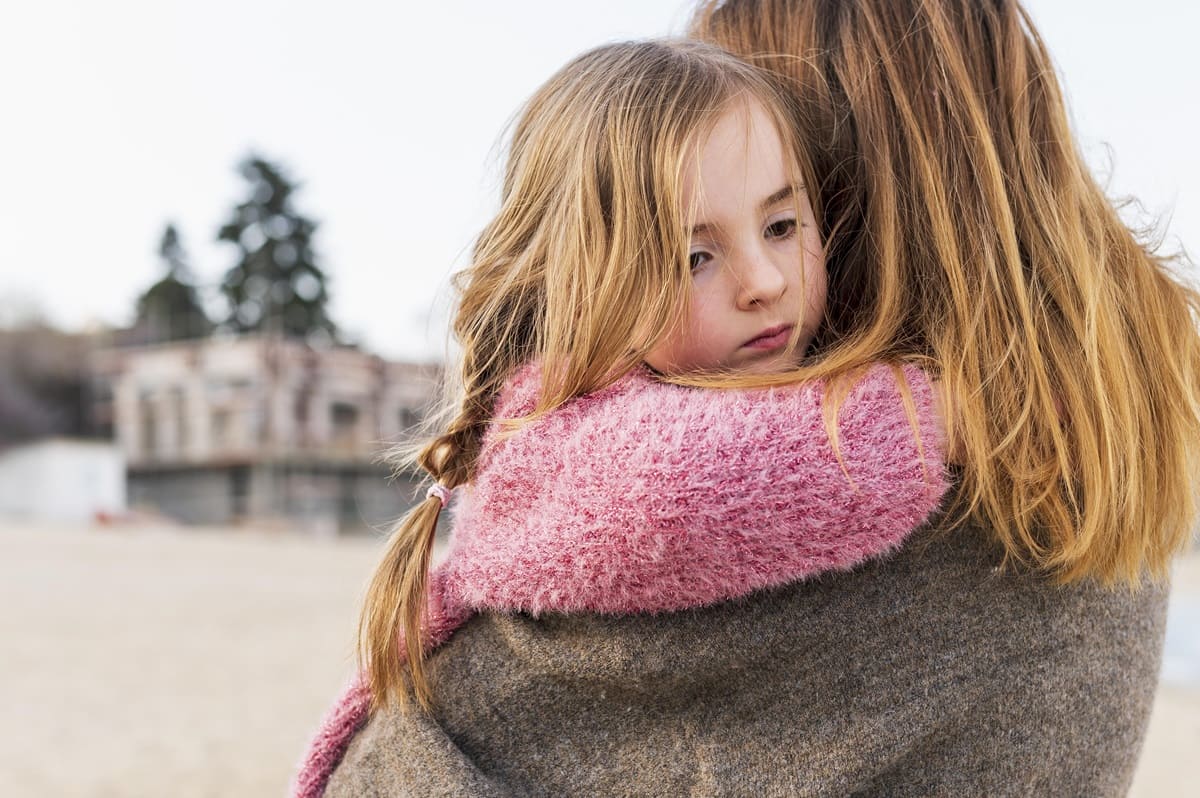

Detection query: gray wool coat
xmin=324 ymin=516 xmax=1167 ymax=797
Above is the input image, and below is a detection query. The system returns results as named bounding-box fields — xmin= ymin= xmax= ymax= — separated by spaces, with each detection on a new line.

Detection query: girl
xmin=689 ymin=0 xmax=1200 ymax=794
xmin=295 ymin=40 xmax=950 ymax=796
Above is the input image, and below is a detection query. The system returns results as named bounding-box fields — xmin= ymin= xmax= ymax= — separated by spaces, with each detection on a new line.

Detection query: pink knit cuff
xmin=290 ymin=673 xmax=371 ymax=798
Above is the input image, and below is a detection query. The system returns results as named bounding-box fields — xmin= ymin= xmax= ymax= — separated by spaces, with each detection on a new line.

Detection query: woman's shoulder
xmin=410 ymin=517 xmax=1167 ymax=797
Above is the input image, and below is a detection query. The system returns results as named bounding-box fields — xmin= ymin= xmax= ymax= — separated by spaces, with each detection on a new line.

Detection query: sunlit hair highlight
xmin=691 ymin=0 xmax=1200 ymax=585
xmin=357 ymin=39 xmax=825 ymax=714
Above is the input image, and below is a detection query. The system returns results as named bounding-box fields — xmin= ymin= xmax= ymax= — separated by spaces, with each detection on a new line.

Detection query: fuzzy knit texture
xmin=292 ymin=362 xmax=948 ymax=798
xmin=322 ymin=517 xmax=1168 ymax=797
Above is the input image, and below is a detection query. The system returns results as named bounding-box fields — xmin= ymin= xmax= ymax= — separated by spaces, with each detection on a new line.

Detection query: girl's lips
xmin=744 ymin=325 xmax=793 ymax=350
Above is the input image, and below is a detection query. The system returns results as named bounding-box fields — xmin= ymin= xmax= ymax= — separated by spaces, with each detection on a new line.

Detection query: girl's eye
xmin=689 ymin=251 xmax=712 ymax=273
xmin=765 ymin=217 xmax=798 ymax=240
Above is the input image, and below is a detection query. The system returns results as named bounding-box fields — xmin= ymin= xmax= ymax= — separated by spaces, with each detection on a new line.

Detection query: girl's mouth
xmin=744 ymin=324 xmax=793 ymax=350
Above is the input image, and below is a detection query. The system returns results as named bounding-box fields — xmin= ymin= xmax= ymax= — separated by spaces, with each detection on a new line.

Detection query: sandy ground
xmin=0 ymin=522 xmax=1196 ymax=798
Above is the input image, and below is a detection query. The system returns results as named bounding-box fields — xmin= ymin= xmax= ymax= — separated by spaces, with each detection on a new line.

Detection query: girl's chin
xmin=643 ymin=351 xmax=805 ymax=377
xmin=735 ymin=350 xmax=805 ymax=374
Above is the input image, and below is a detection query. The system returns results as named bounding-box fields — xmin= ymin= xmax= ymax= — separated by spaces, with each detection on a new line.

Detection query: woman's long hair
xmin=692 ymin=0 xmax=1200 ymax=585
xmin=358 ymin=40 xmax=823 ymax=714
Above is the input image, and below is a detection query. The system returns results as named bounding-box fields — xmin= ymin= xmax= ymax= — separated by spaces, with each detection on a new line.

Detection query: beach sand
xmin=0 ymin=521 xmax=1195 ymax=797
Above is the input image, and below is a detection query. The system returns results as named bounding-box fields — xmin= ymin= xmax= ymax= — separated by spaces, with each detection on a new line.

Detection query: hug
xmin=296 ymin=1 xmax=1200 ymax=795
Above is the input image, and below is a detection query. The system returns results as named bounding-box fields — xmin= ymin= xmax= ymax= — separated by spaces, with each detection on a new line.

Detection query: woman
xmin=301 ymin=1 xmax=1200 ymax=794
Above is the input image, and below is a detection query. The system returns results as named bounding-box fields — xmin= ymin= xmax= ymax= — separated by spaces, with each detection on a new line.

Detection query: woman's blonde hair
xmin=691 ymin=0 xmax=1200 ymax=585
xmin=358 ymin=39 xmax=823 ymax=713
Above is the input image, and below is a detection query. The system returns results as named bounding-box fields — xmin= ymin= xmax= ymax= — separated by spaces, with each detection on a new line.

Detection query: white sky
xmin=1 ymin=0 xmax=1196 ymax=361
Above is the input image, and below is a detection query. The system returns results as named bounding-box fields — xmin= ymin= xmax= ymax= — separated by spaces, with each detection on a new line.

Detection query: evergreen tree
xmin=133 ymin=223 xmax=213 ymax=343
xmin=217 ymin=156 xmax=337 ymax=341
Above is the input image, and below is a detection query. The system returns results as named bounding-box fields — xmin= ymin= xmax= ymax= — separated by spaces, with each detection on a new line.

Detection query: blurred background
xmin=0 ymin=1 xmax=1195 ymax=795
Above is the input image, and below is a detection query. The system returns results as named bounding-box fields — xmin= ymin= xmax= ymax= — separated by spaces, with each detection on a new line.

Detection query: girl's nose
xmin=734 ymin=248 xmax=787 ymax=309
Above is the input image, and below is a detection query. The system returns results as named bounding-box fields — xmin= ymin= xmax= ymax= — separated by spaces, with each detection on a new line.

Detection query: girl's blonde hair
xmin=691 ymin=0 xmax=1200 ymax=585
xmin=359 ymin=40 xmax=822 ymax=713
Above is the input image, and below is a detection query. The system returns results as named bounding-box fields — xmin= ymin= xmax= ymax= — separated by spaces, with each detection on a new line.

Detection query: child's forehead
xmin=666 ymin=98 xmax=816 ymax=240
xmin=684 ymin=93 xmax=802 ymax=167
xmin=683 ymin=98 xmax=799 ymax=182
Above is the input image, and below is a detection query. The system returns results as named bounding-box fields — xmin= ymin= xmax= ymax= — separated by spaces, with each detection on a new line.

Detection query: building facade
xmin=91 ymin=335 xmax=442 ymax=534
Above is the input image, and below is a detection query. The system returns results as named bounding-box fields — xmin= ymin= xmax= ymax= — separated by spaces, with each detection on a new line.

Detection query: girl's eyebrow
xmin=760 ymin=184 xmax=798 ymax=212
xmin=690 ymin=185 xmax=803 ymax=238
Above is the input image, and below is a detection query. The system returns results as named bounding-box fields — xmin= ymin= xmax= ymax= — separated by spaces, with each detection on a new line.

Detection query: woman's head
xmin=360 ymin=39 xmax=830 ymax=713
xmin=692 ymin=0 xmax=1107 ymax=354
xmin=692 ymin=0 xmax=1200 ymax=584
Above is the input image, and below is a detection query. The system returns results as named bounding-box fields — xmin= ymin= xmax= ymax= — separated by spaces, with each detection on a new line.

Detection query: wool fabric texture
xmin=293 ymin=362 xmax=949 ymax=797
xmin=324 ymin=517 xmax=1167 ymax=797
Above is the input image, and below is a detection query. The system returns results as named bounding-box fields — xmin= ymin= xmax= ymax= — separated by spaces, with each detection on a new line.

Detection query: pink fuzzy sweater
xmin=293 ymin=362 xmax=948 ymax=797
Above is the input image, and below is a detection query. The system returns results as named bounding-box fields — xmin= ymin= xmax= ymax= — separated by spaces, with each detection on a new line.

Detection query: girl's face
xmin=644 ymin=98 xmax=827 ymax=376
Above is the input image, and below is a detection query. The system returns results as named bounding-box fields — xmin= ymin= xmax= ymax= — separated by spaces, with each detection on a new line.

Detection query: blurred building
xmin=90 ymin=335 xmax=442 ymax=535
xmin=0 ymin=438 xmax=126 ymax=524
